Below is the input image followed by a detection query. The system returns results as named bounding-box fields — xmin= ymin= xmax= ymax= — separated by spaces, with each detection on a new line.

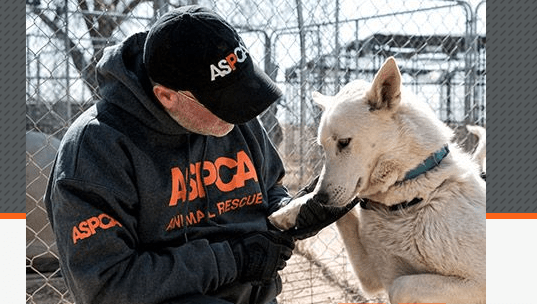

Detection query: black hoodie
xmin=44 ymin=31 xmax=291 ymax=304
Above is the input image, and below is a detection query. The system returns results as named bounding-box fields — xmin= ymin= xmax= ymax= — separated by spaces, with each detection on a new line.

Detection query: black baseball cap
xmin=143 ymin=5 xmax=282 ymax=124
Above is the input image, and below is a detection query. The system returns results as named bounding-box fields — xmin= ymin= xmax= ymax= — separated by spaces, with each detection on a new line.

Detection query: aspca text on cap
xmin=210 ymin=44 xmax=248 ymax=81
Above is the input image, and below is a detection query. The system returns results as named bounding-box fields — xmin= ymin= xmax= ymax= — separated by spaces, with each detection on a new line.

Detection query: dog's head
xmin=312 ymin=57 xmax=453 ymax=206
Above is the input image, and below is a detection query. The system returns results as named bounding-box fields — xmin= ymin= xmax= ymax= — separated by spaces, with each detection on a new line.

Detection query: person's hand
xmin=282 ymin=175 xmax=361 ymax=240
xmin=284 ymin=193 xmax=361 ymax=240
xmin=230 ymin=231 xmax=295 ymax=284
xmin=268 ymin=176 xmax=361 ymax=240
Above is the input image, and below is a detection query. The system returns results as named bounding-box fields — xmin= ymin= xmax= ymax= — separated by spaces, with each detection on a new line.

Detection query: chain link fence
xmin=26 ymin=0 xmax=486 ymax=303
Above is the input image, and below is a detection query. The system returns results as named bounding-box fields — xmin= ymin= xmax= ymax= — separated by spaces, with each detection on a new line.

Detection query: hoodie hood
xmin=96 ymin=31 xmax=189 ymax=135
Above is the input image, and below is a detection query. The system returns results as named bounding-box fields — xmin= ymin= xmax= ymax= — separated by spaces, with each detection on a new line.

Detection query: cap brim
xmin=194 ymin=64 xmax=282 ymax=124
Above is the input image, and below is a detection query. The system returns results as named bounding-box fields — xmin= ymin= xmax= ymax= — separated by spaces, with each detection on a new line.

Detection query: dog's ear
xmin=369 ymin=158 xmax=402 ymax=193
xmin=466 ymin=124 xmax=486 ymax=138
xmin=312 ymin=91 xmax=331 ymax=110
xmin=368 ymin=57 xmax=402 ymax=111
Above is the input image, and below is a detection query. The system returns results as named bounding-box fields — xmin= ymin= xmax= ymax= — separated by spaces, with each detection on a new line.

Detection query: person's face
xmin=153 ymin=86 xmax=234 ymax=137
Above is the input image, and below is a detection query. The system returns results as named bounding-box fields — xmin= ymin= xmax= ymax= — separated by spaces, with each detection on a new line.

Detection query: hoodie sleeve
xmin=46 ymin=179 xmax=238 ymax=304
xmin=44 ymin=125 xmax=238 ymax=304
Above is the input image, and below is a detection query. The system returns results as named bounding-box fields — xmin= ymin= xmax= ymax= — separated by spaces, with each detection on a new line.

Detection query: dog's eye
xmin=337 ymin=138 xmax=351 ymax=149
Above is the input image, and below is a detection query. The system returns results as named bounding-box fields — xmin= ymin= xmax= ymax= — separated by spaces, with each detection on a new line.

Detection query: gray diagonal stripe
xmin=1 ymin=2 xmax=26 ymax=213
xmin=487 ymin=1 xmax=537 ymax=213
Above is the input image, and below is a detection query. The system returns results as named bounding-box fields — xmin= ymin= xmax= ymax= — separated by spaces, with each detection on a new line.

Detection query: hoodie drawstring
xmin=201 ymin=137 xmax=210 ymax=222
xmin=201 ymin=137 xmax=222 ymax=227
xmin=182 ymin=135 xmax=221 ymax=242
xmin=182 ymin=134 xmax=191 ymax=243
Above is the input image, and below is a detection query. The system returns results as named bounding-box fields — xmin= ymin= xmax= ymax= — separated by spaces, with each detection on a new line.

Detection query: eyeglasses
xmin=177 ymin=90 xmax=206 ymax=109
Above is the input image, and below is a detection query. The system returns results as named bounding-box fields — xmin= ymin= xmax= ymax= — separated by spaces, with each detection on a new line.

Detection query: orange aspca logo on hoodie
xmin=72 ymin=213 xmax=122 ymax=244
xmin=168 ymin=150 xmax=258 ymax=206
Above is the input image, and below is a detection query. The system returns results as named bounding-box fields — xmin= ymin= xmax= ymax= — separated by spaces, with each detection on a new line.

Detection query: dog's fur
xmin=466 ymin=124 xmax=486 ymax=175
xmin=269 ymin=57 xmax=486 ymax=303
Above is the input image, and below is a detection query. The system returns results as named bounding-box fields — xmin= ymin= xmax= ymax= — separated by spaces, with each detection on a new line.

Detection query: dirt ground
xmin=277 ymin=225 xmax=388 ymax=304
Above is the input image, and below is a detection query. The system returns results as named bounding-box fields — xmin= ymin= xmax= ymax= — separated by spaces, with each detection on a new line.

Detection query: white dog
xmin=466 ymin=124 xmax=486 ymax=177
xmin=270 ymin=57 xmax=486 ymax=304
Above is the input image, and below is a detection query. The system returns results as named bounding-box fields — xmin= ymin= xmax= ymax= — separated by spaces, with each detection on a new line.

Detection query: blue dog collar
xmin=404 ymin=145 xmax=450 ymax=180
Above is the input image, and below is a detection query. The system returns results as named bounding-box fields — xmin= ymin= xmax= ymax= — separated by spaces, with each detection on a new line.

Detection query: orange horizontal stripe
xmin=487 ymin=213 xmax=537 ymax=219
xmin=0 ymin=213 xmax=26 ymax=219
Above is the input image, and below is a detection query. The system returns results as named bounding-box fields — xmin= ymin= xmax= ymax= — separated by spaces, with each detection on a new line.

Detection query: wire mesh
xmin=26 ymin=0 xmax=486 ymax=303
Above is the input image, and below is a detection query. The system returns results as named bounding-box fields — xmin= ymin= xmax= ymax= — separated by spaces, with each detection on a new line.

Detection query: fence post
xmin=475 ymin=0 xmax=486 ymax=126
xmin=459 ymin=0 xmax=475 ymax=126
xmin=296 ymin=0 xmax=306 ymax=185
xmin=63 ymin=0 xmax=71 ymax=121
xmin=334 ymin=0 xmax=340 ymax=91
xmin=153 ymin=0 xmax=168 ymax=20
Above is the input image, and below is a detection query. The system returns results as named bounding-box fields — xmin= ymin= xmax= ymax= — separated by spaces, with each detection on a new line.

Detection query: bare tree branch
xmin=30 ymin=5 xmax=97 ymax=90
xmin=29 ymin=0 xmax=150 ymax=101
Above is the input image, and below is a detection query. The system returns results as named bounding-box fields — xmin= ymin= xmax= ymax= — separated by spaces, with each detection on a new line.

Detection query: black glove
xmin=285 ymin=194 xmax=361 ymax=240
xmin=294 ymin=174 xmax=319 ymax=198
xmin=230 ymin=231 xmax=295 ymax=284
xmin=284 ymin=176 xmax=362 ymax=240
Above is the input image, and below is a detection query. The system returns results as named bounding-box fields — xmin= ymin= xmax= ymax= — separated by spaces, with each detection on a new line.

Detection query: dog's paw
xmin=268 ymin=193 xmax=313 ymax=230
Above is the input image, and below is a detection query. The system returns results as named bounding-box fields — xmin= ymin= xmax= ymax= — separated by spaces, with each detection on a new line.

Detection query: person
xmin=44 ymin=5 xmax=357 ymax=304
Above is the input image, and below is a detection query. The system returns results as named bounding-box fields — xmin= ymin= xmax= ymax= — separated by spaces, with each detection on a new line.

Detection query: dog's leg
xmin=336 ymin=209 xmax=384 ymax=296
xmin=268 ymin=193 xmax=314 ymax=230
xmin=389 ymin=273 xmax=485 ymax=304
